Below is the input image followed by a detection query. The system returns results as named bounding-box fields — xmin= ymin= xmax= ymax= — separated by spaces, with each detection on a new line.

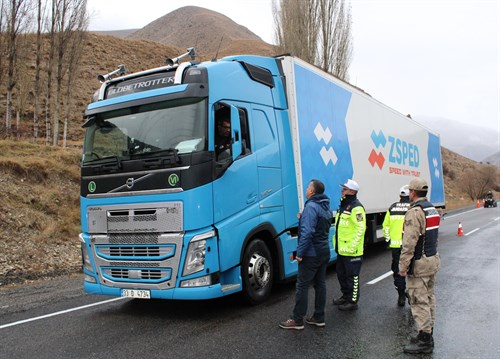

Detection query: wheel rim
xmin=247 ymin=252 xmax=271 ymax=289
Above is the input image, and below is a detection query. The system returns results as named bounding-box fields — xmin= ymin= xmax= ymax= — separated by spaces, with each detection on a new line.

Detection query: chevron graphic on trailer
xmin=368 ymin=149 xmax=385 ymax=169
xmin=314 ymin=122 xmax=337 ymax=167
xmin=320 ymin=146 xmax=338 ymax=166
xmin=314 ymin=123 xmax=332 ymax=144
xmin=433 ymin=157 xmax=440 ymax=178
xmin=371 ymin=130 xmax=387 ymax=148
xmin=368 ymin=130 xmax=386 ymax=170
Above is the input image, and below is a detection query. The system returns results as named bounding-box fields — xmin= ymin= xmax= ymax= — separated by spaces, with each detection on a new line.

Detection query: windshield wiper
xmin=91 ymin=155 xmax=123 ymax=171
xmin=132 ymin=148 xmax=180 ymax=164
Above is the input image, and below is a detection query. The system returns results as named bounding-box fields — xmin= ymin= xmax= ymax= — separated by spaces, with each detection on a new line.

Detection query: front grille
xmin=87 ymin=202 xmax=183 ymax=234
xmin=109 ymin=233 xmax=159 ymax=244
xmin=111 ymin=269 xmax=128 ymax=278
xmin=104 ymin=268 xmax=171 ymax=281
xmin=110 ymin=246 xmax=160 ymax=257
xmin=97 ymin=244 xmax=175 ymax=260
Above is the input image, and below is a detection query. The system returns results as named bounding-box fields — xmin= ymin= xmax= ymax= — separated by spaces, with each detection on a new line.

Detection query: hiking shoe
xmin=338 ymin=302 xmax=358 ymax=311
xmin=279 ymin=318 xmax=304 ymax=330
xmin=332 ymin=296 xmax=348 ymax=305
xmin=404 ymin=331 xmax=433 ymax=354
xmin=305 ymin=317 xmax=325 ymax=327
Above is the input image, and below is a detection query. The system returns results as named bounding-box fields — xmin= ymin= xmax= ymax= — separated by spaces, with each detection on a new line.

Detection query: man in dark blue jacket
xmin=280 ymin=179 xmax=332 ymax=330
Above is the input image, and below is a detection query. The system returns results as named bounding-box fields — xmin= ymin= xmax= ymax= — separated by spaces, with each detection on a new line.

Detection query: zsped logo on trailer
xmin=368 ymin=130 xmax=421 ymax=176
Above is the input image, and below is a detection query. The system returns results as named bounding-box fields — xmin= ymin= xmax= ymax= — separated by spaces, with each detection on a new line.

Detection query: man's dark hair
xmin=216 ymin=106 xmax=230 ymax=124
xmin=414 ymin=189 xmax=427 ymax=198
xmin=310 ymin=179 xmax=325 ymax=194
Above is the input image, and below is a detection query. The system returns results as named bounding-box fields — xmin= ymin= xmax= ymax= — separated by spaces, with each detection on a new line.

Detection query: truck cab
xmin=79 ymin=50 xmax=304 ymax=303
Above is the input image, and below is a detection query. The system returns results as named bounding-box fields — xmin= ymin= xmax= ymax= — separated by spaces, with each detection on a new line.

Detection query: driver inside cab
xmin=215 ymin=107 xmax=232 ymax=159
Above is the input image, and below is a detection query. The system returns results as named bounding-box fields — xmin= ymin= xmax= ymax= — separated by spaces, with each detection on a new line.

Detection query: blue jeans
xmin=293 ymin=254 xmax=330 ymax=323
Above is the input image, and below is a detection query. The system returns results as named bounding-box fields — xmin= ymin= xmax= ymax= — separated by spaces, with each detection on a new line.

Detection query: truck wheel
xmin=241 ymin=239 xmax=273 ymax=305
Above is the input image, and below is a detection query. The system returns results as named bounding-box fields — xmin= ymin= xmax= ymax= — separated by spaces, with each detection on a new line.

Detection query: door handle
xmin=247 ymin=194 xmax=257 ymax=204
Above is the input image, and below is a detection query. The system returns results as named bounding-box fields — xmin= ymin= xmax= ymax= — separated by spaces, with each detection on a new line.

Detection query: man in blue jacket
xmin=280 ymin=179 xmax=332 ymax=330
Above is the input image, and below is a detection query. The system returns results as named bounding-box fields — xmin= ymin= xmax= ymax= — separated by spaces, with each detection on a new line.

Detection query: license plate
xmin=121 ymin=289 xmax=151 ymax=299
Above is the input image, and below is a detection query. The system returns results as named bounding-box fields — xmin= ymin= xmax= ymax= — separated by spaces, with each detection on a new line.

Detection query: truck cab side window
xmin=214 ymin=104 xmax=251 ymax=160
xmin=215 ymin=106 xmax=232 ymax=160
xmin=238 ymin=108 xmax=251 ymax=155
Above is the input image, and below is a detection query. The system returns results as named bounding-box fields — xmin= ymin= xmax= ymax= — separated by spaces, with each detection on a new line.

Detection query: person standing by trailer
xmin=382 ymin=186 xmax=411 ymax=306
xmin=332 ymin=179 xmax=366 ymax=311
xmin=399 ymin=178 xmax=441 ymax=354
xmin=279 ymin=179 xmax=332 ymax=330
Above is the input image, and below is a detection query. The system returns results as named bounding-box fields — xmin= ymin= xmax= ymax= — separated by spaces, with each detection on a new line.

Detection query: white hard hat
xmin=400 ymin=185 xmax=409 ymax=197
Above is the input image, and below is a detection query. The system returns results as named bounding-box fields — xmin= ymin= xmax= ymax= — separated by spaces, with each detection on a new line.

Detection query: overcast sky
xmin=87 ymin=0 xmax=499 ymax=132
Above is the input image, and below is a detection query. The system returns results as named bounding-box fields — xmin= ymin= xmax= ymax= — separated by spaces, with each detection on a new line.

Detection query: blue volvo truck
xmin=79 ymin=49 xmax=445 ymax=303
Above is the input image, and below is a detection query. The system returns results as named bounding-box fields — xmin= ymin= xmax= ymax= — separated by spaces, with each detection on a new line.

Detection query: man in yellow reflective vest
xmin=382 ymin=185 xmax=411 ymax=306
xmin=332 ymin=179 xmax=366 ymax=311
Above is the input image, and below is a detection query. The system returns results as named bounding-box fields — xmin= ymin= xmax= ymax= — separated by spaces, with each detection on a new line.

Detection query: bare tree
xmin=14 ymin=32 xmax=31 ymax=139
xmin=44 ymin=0 xmax=57 ymax=144
xmin=273 ymin=0 xmax=319 ymax=64
xmin=0 ymin=1 xmax=5 ymax=96
xmin=62 ymin=3 xmax=88 ymax=147
xmin=32 ymin=0 xmax=45 ymax=141
xmin=318 ymin=0 xmax=352 ymax=79
xmin=4 ymin=0 xmax=32 ymax=136
xmin=52 ymin=0 xmax=88 ymax=146
xmin=273 ymin=0 xmax=353 ymax=80
xmin=460 ymin=165 xmax=498 ymax=201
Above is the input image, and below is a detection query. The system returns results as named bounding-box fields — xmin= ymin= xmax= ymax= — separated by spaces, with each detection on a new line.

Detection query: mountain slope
xmin=482 ymin=151 xmax=500 ymax=166
xmin=415 ymin=116 xmax=500 ymax=162
xmin=127 ymin=6 xmax=274 ymax=58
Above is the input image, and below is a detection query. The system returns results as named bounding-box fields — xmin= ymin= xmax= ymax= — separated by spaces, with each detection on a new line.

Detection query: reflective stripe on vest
xmin=385 ymin=202 xmax=410 ymax=248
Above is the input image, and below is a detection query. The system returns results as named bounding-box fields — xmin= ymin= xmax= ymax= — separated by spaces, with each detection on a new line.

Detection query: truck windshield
xmin=82 ymin=98 xmax=207 ymax=164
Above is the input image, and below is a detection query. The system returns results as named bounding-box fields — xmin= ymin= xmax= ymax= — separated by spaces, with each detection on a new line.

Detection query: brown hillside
xmin=0 ymin=33 xmax=185 ymax=141
xmin=127 ymin=6 xmax=273 ymax=58
xmin=1 ymin=31 xmax=275 ymax=142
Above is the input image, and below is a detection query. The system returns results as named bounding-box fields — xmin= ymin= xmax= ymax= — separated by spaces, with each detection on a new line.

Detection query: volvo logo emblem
xmin=126 ymin=178 xmax=135 ymax=189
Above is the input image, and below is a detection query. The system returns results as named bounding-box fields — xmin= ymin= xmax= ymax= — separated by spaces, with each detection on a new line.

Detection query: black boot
xmin=397 ymin=289 xmax=406 ymax=307
xmin=404 ymin=331 xmax=434 ymax=354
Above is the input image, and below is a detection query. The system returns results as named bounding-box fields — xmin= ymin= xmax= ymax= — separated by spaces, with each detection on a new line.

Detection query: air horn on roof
xmin=97 ymin=64 xmax=127 ymax=83
xmin=165 ymin=47 xmax=196 ymax=66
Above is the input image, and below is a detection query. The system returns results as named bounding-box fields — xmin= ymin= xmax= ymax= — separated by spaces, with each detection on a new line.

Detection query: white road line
xmin=444 ymin=207 xmax=483 ymax=219
xmin=465 ymin=228 xmax=480 ymax=236
xmin=0 ymin=297 xmax=127 ymax=330
xmin=494 ymin=217 xmax=500 ymax=221
xmin=366 ymin=271 xmax=393 ymax=285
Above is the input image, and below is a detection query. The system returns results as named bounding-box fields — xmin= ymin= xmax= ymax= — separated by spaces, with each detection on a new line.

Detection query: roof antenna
xmin=212 ymin=36 xmax=224 ymax=62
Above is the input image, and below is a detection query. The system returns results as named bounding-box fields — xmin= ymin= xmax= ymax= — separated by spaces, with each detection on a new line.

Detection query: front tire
xmin=241 ymin=239 xmax=273 ymax=305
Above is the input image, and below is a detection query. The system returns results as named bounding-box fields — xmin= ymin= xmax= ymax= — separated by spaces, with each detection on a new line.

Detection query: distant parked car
xmin=484 ymin=191 xmax=497 ymax=208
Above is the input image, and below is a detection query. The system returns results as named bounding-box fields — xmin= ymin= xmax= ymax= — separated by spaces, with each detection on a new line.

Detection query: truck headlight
xmin=183 ymin=239 xmax=206 ymax=276
xmin=183 ymin=231 xmax=214 ymax=276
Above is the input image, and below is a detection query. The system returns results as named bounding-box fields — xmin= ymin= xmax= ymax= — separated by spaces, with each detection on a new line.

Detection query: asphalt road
xmin=1 ymin=205 xmax=499 ymax=359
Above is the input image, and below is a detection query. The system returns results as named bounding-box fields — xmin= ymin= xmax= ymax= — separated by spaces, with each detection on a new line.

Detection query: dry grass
xmin=0 ymin=140 xmax=82 ymax=284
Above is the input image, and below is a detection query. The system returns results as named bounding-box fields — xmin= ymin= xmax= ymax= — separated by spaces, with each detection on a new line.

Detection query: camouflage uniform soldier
xmin=399 ymin=178 xmax=441 ymax=354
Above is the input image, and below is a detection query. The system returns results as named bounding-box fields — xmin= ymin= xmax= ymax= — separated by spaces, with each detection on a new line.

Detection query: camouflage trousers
xmin=407 ymin=274 xmax=436 ymax=333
